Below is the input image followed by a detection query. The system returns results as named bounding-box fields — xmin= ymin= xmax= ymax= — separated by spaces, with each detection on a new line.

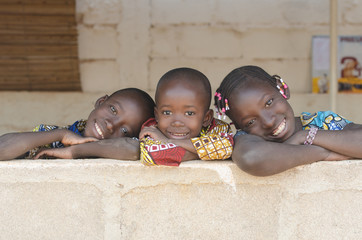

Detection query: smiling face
xmin=84 ymin=92 xmax=149 ymax=139
xmin=228 ymin=81 xmax=296 ymax=142
xmin=155 ymin=79 xmax=212 ymax=140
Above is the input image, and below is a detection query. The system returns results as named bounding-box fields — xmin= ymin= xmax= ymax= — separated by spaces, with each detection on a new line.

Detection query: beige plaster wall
xmin=76 ymin=0 xmax=362 ymax=94
xmin=0 ymin=159 xmax=361 ymax=240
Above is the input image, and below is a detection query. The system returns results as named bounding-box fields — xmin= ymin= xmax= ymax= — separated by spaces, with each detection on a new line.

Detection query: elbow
xmin=128 ymin=142 xmax=140 ymax=160
xmin=231 ymin=149 xmax=274 ymax=177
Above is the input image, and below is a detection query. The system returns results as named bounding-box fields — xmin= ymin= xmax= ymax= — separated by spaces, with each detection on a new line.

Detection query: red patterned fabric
xmin=140 ymin=118 xmax=186 ymax=166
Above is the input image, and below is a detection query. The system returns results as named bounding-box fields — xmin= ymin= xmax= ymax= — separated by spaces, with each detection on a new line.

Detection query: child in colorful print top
xmin=215 ymin=65 xmax=362 ymax=176
xmin=0 ymin=88 xmax=155 ymax=160
xmin=139 ymin=67 xmax=233 ymax=166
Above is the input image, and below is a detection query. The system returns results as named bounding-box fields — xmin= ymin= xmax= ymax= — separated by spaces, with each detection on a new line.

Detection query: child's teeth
xmin=95 ymin=123 xmax=104 ymax=139
xmin=173 ymin=133 xmax=187 ymax=136
xmin=273 ymin=120 xmax=285 ymax=136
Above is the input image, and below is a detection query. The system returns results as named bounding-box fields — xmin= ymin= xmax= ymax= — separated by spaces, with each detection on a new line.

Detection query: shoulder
xmin=67 ymin=120 xmax=87 ymax=135
xmin=205 ymin=118 xmax=232 ymax=134
xmin=300 ymin=111 xmax=352 ymax=130
xmin=32 ymin=123 xmax=58 ymax=132
xmin=141 ymin=118 xmax=157 ymax=129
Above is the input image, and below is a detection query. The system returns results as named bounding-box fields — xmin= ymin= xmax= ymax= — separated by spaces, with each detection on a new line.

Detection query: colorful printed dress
xmin=300 ymin=111 xmax=352 ymax=130
xmin=140 ymin=118 xmax=234 ymax=166
xmin=234 ymin=111 xmax=352 ymax=139
xmin=26 ymin=120 xmax=87 ymax=158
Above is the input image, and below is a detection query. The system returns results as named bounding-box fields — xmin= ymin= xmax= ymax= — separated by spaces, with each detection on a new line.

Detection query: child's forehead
xmin=229 ymin=81 xmax=274 ymax=101
xmin=158 ymin=82 xmax=207 ymax=102
xmin=160 ymin=78 xmax=206 ymax=94
xmin=238 ymin=79 xmax=275 ymax=92
xmin=109 ymin=92 xmax=143 ymax=108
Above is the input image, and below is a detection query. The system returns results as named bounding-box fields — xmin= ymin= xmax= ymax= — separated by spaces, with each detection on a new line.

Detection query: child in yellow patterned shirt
xmin=139 ymin=67 xmax=233 ymax=166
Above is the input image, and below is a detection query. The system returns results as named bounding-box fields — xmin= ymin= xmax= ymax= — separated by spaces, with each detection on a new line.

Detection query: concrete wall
xmin=1 ymin=2 xmax=362 ymax=239
xmin=0 ymin=159 xmax=361 ymax=240
xmin=76 ymin=0 xmax=362 ymax=93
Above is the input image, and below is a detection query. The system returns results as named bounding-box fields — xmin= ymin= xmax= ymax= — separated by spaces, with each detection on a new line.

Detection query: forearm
xmin=0 ymin=130 xmax=65 ymax=160
xmin=168 ymin=139 xmax=197 ymax=154
xmin=71 ymin=138 xmax=140 ymax=160
xmin=312 ymin=127 xmax=362 ymax=158
xmin=166 ymin=139 xmax=200 ymax=161
xmin=232 ymin=135 xmax=330 ymax=176
xmin=181 ymin=151 xmax=199 ymax=161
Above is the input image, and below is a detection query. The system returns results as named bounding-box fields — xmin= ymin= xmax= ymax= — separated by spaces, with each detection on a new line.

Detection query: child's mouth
xmin=95 ymin=122 xmax=105 ymax=139
xmin=168 ymin=132 xmax=189 ymax=139
xmin=272 ymin=119 xmax=286 ymax=136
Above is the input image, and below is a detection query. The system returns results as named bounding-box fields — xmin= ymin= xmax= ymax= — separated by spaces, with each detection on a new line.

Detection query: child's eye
xmin=121 ymin=127 xmax=128 ymax=136
xmin=244 ymin=119 xmax=255 ymax=128
xmin=266 ymin=99 xmax=273 ymax=107
xmin=185 ymin=111 xmax=195 ymax=116
xmin=162 ymin=110 xmax=172 ymax=115
xmin=110 ymin=105 xmax=117 ymax=114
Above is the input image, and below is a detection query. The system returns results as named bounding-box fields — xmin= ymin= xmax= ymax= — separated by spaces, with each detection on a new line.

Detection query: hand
xmin=139 ymin=126 xmax=168 ymax=142
xmin=284 ymin=130 xmax=306 ymax=145
xmin=34 ymin=147 xmax=74 ymax=159
xmin=60 ymin=129 xmax=98 ymax=146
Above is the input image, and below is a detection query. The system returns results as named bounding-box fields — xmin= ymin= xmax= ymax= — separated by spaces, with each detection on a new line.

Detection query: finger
xmin=83 ymin=137 xmax=98 ymax=143
xmin=139 ymin=129 xmax=152 ymax=139
xmin=34 ymin=150 xmax=50 ymax=159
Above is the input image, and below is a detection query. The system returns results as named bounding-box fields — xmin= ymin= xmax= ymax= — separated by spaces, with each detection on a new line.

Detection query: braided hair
xmin=214 ymin=65 xmax=282 ymax=120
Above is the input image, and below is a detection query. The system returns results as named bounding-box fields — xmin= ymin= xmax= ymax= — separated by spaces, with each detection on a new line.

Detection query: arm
xmin=232 ymin=134 xmax=345 ymax=177
xmin=35 ymin=137 xmax=140 ymax=160
xmin=287 ymin=123 xmax=362 ymax=158
xmin=0 ymin=129 xmax=96 ymax=161
xmin=190 ymin=134 xmax=233 ymax=160
xmin=139 ymin=126 xmax=198 ymax=161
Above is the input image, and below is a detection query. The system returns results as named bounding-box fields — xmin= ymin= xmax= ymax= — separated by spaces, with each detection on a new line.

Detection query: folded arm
xmin=232 ymin=134 xmax=345 ymax=176
xmin=139 ymin=126 xmax=198 ymax=162
xmin=289 ymin=123 xmax=362 ymax=158
xmin=35 ymin=137 xmax=140 ymax=160
xmin=0 ymin=129 xmax=95 ymax=160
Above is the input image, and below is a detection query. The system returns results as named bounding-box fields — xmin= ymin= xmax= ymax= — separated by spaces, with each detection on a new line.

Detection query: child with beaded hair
xmin=139 ymin=67 xmax=234 ymax=166
xmin=215 ymin=65 xmax=362 ymax=176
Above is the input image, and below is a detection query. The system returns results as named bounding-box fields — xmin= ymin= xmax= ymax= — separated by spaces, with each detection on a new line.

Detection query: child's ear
xmin=202 ymin=109 xmax=214 ymax=127
xmin=154 ymin=106 xmax=159 ymax=123
xmin=94 ymin=95 xmax=109 ymax=108
xmin=276 ymin=79 xmax=290 ymax=100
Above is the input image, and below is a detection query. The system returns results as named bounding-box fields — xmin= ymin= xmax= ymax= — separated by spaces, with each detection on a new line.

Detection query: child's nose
xmin=105 ymin=118 xmax=122 ymax=134
xmin=171 ymin=118 xmax=185 ymax=127
xmin=261 ymin=111 xmax=275 ymax=129
xmin=105 ymin=119 xmax=115 ymax=134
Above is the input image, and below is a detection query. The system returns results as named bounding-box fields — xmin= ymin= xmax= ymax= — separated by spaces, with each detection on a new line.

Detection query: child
xmin=0 ymin=88 xmax=155 ymax=160
xmin=215 ymin=65 xmax=362 ymax=176
xmin=139 ymin=67 xmax=234 ymax=166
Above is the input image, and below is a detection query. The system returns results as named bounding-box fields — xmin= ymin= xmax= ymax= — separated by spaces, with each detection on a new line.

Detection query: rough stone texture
xmin=78 ymin=25 xmax=119 ymax=59
xmin=0 ymin=160 xmax=360 ymax=240
xmin=0 ymin=182 xmax=103 ymax=240
xmin=80 ymin=60 xmax=121 ymax=92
